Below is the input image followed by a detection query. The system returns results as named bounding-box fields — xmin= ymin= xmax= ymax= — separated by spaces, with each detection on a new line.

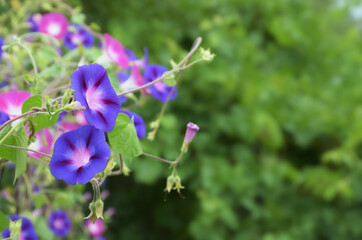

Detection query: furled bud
xmin=174 ymin=176 xmax=185 ymax=194
xmin=182 ymin=122 xmax=199 ymax=152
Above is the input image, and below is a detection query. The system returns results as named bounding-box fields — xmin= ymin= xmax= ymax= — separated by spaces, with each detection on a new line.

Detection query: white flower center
xmin=47 ymin=23 xmax=61 ymax=36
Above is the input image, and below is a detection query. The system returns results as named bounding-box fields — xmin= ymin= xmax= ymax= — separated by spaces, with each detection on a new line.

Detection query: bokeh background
xmin=74 ymin=0 xmax=362 ymax=239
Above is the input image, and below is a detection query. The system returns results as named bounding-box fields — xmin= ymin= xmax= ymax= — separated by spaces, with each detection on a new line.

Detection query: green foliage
xmin=21 ymin=94 xmax=59 ymax=132
xmin=21 ymin=95 xmax=42 ymax=113
xmin=0 ymin=125 xmax=28 ymax=181
xmin=0 ymin=211 xmax=9 ymax=232
xmin=109 ymin=113 xmax=142 ymax=158
xmin=80 ymin=0 xmax=362 ymax=239
xmin=161 ymin=71 xmax=176 ymax=86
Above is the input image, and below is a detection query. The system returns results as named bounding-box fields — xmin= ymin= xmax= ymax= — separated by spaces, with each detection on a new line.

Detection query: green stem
xmin=11 ymin=37 xmax=38 ymax=82
xmin=0 ymin=119 xmax=26 ymax=145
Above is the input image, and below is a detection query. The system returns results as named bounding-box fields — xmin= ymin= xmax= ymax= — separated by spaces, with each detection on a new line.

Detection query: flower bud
xmin=200 ymin=47 xmax=215 ymax=62
xmin=164 ymin=175 xmax=175 ymax=193
xmin=95 ymin=199 xmax=104 ymax=220
xmin=182 ymin=122 xmax=199 ymax=152
xmin=174 ymin=176 xmax=185 ymax=194
xmin=9 ymin=218 xmax=22 ymax=239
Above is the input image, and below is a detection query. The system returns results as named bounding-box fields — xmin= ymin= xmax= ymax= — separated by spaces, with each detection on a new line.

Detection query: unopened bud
xmin=182 ymin=122 xmax=199 ymax=152
xmin=9 ymin=218 xmax=22 ymax=239
xmin=164 ymin=175 xmax=175 ymax=193
xmin=200 ymin=47 xmax=215 ymax=62
xmin=174 ymin=176 xmax=185 ymax=194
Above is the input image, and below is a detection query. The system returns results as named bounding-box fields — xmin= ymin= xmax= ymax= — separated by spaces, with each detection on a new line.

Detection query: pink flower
xmin=0 ymin=91 xmax=31 ymax=118
xmin=39 ymin=13 xmax=68 ymax=39
xmin=28 ymin=128 xmax=53 ymax=159
xmin=85 ymin=219 xmax=105 ymax=237
xmin=104 ymin=34 xmax=129 ymax=69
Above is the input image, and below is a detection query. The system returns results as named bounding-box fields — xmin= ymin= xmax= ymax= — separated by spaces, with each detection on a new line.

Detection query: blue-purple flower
xmin=0 ymin=111 xmax=9 ymax=125
xmin=120 ymin=110 xmax=146 ymax=138
xmin=144 ymin=64 xmax=177 ymax=102
xmin=48 ymin=210 xmax=71 ymax=237
xmin=2 ymin=215 xmax=38 ymax=240
xmin=64 ymin=24 xmax=94 ymax=50
xmin=71 ymin=63 xmax=121 ymax=132
xmin=124 ymin=47 xmax=148 ymax=69
xmin=0 ymin=36 xmax=4 ymax=60
xmin=49 ymin=125 xmax=111 ymax=185
xmin=27 ymin=14 xmax=42 ymax=32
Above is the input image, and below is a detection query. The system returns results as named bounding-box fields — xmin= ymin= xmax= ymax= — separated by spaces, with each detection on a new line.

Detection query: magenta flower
xmin=125 ymin=47 xmax=148 ymax=69
xmin=85 ymin=219 xmax=105 ymax=237
xmin=0 ymin=91 xmax=31 ymax=118
xmin=48 ymin=210 xmax=71 ymax=237
xmin=39 ymin=13 xmax=68 ymax=39
xmin=184 ymin=122 xmax=199 ymax=144
xmin=144 ymin=64 xmax=177 ymax=102
xmin=71 ymin=63 xmax=121 ymax=132
xmin=49 ymin=125 xmax=111 ymax=185
xmin=104 ymin=33 xmax=129 ymax=69
xmin=117 ymin=65 xmax=148 ymax=94
xmin=75 ymin=110 xmax=88 ymax=125
xmin=28 ymin=128 xmax=53 ymax=159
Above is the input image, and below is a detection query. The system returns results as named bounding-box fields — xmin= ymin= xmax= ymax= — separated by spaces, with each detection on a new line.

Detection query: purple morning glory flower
xmin=144 ymin=64 xmax=177 ymax=102
xmin=27 ymin=14 xmax=42 ymax=32
xmin=2 ymin=215 xmax=38 ymax=240
xmin=71 ymin=63 xmax=121 ymax=132
xmin=125 ymin=47 xmax=148 ymax=69
xmin=120 ymin=110 xmax=146 ymax=138
xmin=48 ymin=210 xmax=72 ymax=237
xmin=49 ymin=125 xmax=111 ymax=185
xmin=0 ymin=111 xmax=9 ymax=125
xmin=64 ymin=24 xmax=94 ymax=50
xmin=0 ymin=36 xmax=4 ymax=60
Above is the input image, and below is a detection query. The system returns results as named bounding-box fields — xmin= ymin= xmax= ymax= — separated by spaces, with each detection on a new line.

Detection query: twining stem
xmin=12 ymin=37 xmax=38 ymax=81
xmin=141 ymin=151 xmax=185 ymax=167
xmin=0 ymin=144 xmax=51 ymax=160
xmin=141 ymin=152 xmax=174 ymax=164
xmin=117 ymin=37 xmax=202 ymax=97
xmin=0 ymin=109 xmax=40 ymax=132
xmin=149 ymin=58 xmax=190 ymax=139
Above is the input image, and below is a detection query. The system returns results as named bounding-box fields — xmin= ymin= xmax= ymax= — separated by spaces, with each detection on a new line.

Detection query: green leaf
xmin=0 ymin=211 xmax=9 ymax=232
xmin=39 ymin=64 xmax=62 ymax=78
xmin=33 ymin=194 xmax=48 ymax=209
xmin=107 ymin=70 xmax=121 ymax=93
xmin=0 ymin=126 xmax=28 ymax=182
xmin=33 ymin=217 xmax=54 ymax=240
xmin=109 ymin=113 xmax=142 ymax=158
xmin=22 ymin=95 xmax=42 ymax=114
xmin=32 ymin=113 xmax=59 ymax=132
xmin=161 ymin=71 xmax=176 ymax=86
xmin=0 ymin=125 xmax=11 ymax=141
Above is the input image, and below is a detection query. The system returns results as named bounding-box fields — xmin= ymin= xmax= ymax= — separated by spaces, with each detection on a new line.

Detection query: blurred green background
xmin=76 ymin=0 xmax=362 ymax=239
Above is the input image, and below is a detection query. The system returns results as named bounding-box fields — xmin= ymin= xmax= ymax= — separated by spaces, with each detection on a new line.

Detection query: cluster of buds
xmin=165 ymin=172 xmax=184 ymax=194
xmin=85 ymin=179 xmax=104 ymax=223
